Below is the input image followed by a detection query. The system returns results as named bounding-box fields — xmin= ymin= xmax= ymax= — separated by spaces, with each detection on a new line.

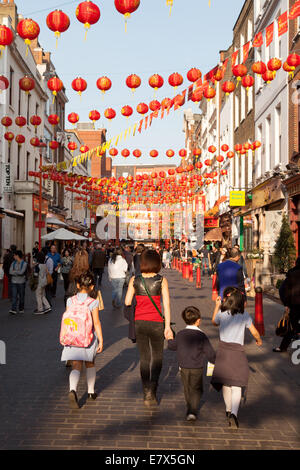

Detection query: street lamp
xmin=38 ymin=138 xmax=47 ymax=250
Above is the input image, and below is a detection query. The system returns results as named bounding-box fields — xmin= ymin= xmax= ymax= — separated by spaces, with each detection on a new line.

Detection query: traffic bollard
xmin=212 ymin=273 xmax=218 ymax=301
xmin=189 ymin=263 xmax=193 ymax=282
xmin=255 ymin=287 xmax=265 ymax=336
xmin=196 ymin=266 xmax=201 ymax=289
xmin=2 ymin=273 xmax=9 ymax=299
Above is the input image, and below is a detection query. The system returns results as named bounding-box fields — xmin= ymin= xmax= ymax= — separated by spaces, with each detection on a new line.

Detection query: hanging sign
xmin=3 ymin=163 xmax=12 ymax=193
xmin=230 ymin=191 xmax=246 ymax=207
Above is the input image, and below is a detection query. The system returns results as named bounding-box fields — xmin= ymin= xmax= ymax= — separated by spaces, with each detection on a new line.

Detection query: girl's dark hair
xmin=63 ymin=249 xmax=71 ymax=257
xmin=76 ymin=271 xmax=95 ymax=290
xmin=111 ymin=248 xmax=123 ymax=264
xmin=182 ymin=306 xmax=201 ymax=325
xmin=140 ymin=249 xmax=162 ymax=274
xmin=36 ymin=251 xmax=45 ymax=264
xmin=136 ymin=244 xmax=145 ymax=255
xmin=221 ymin=287 xmax=245 ymax=315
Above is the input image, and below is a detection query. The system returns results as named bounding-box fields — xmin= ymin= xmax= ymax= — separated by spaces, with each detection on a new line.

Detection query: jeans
xmin=180 ymin=368 xmax=203 ymax=416
xmin=135 ymin=320 xmax=164 ymax=389
xmin=93 ymin=268 xmax=104 ymax=290
xmin=110 ymin=278 xmax=125 ymax=307
xmin=11 ymin=283 xmax=26 ymax=311
xmin=202 ymin=258 xmax=210 ymax=276
xmin=51 ymin=270 xmax=58 ymax=296
xmin=62 ymin=273 xmax=70 ymax=292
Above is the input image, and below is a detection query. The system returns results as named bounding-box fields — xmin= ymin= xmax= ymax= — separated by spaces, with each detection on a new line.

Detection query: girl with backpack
xmin=60 ymin=272 xmax=103 ymax=409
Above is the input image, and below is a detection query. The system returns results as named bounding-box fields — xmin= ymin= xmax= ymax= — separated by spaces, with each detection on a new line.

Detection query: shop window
xmin=244 ymin=226 xmax=253 ymax=252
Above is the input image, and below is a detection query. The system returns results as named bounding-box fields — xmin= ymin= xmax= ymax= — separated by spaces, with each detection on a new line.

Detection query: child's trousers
xmin=180 ymin=367 xmax=203 ymax=416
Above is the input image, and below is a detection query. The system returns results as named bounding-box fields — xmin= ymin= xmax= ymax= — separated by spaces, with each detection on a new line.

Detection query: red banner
xmin=231 ymin=51 xmax=239 ymax=69
xmin=243 ymin=42 xmax=250 ymax=63
xmin=278 ymin=11 xmax=288 ymax=36
xmin=266 ymin=22 xmax=274 ymax=47
xmin=289 ymin=0 xmax=300 ymax=19
xmin=204 ymin=217 xmax=219 ymax=228
xmin=252 ymin=32 xmax=263 ymax=47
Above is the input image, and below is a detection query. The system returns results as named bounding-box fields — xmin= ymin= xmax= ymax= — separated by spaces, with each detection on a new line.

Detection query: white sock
xmin=69 ymin=369 xmax=80 ymax=392
xmin=222 ymin=385 xmax=232 ymax=413
xmin=86 ymin=367 xmax=96 ymax=394
xmin=231 ymin=386 xmax=242 ymax=417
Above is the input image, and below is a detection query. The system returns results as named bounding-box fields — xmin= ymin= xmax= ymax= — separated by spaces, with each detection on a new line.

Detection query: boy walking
xmin=168 ymin=306 xmax=215 ymax=421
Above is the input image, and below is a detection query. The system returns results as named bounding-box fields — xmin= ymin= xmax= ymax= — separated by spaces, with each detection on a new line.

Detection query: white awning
xmin=46 ymin=217 xmax=67 ymax=227
xmin=0 ymin=208 xmax=24 ymax=219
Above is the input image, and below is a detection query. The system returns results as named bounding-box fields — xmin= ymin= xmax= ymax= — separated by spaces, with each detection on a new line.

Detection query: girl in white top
xmin=108 ymin=248 xmax=128 ymax=308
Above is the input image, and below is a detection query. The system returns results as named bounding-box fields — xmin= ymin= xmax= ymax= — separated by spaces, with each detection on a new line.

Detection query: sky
xmin=20 ymin=0 xmax=244 ymax=167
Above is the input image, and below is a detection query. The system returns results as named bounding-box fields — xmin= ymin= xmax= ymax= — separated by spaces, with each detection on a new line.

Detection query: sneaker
xmin=87 ymin=393 xmax=97 ymax=400
xmin=19 ymin=310 xmax=24 ymax=314
xmin=229 ymin=413 xmax=239 ymax=429
xmin=43 ymin=308 xmax=52 ymax=313
xmin=186 ymin=414 xmax=197 ymax=421
xmin=9 ymin=310 xmax=17 ymax=315
xmin=68 ymin=390 xmax=80 ymax=409
xmin=33 ymin=310 xmax=47 ymax=315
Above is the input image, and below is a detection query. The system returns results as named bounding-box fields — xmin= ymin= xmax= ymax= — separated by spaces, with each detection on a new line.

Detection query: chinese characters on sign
xmin=3 ymin=164 xmax=12 ymax=193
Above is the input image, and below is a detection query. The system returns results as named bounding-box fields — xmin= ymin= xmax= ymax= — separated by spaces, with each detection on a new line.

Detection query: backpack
xmin=59 ymin=295 xmax=95 ymax=348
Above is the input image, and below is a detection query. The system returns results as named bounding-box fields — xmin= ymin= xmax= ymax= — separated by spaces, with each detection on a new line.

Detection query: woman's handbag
xmin=139 ymin=275 xmax=176 ymax=337
xmin=29 ymin=273 xmax=38 ymax=291
xmin=46 ymin=271 xmax=53 ymax=285
xmin=97 ymin=290 xmax=104 ymax=311
xmin=276 ymin=312 xmax=291 ymax=337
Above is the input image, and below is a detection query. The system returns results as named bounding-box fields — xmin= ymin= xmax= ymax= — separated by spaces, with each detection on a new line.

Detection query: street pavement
xmin=0 ymin=268 xmax=299 ymax=450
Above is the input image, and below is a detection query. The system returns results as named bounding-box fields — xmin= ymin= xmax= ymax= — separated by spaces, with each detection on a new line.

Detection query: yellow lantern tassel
xmin=25 ymin=39 xmax=31 ymax=57
xmin=0 ymin=45 xmax=4 ymax=58
xmin=124 ymin=13 xmax=130 ymax=33
xmin=167 ymin=0 xmax=173 ymax=15
xmin=55 ymin=31 xmax=60 ymax=49
xmin=84 ymin=23 xmax=90 ymax=41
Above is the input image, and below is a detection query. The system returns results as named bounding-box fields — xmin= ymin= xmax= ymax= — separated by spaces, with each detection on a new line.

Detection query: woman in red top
xmin=125 ymin=249 xmax=173 ymax=406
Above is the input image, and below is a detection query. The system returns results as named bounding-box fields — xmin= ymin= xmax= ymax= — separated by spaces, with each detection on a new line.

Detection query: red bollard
xmin=255 ymin=287 xmax=265 ymax=336
xmin=183 ymin=262 xmax=189 ymax=279
xmin=212 ymin=273 xmax=218 ymax=301
xmin=189 ymin=263 xmax=193 ymax=282
xmin=196 ymin=266 xmax=201 ymax=289
xmin=2 ymin=273 xmax=9 ymax=299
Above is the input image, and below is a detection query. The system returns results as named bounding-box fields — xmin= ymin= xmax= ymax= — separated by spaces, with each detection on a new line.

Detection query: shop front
xmin=283 ymin=174 xmax=300 ymax=258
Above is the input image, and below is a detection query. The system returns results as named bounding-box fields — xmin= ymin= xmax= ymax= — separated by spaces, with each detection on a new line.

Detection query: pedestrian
xmin=9 ymin=250 xmax=27 ymax=315
xmin=273 ymin=257 xmax=300 ymax=353
xmin=65 ymin=249 xmax=90 ymax=305
xmin=60 ymin=272 xmax=104 ymax=409
xmin=32 ymin=242 xmax=39 ymax=263
xmin=216 ymin=248 xmax=246 ymax=299
xmin=61 ymin=249 xmax=73 ymax=293
xmin=42 ymin=247 xmax=54 ymax=307
xmin=34 ymin=251 xmax=52 ymax=315
xmin=162 ymin=249 xmax=171 ymax=269
xmin=234 ymin=244 xmax=248 ymax=279
xmin=91 ymin=244 xmax=106 ymax=290
xmin=125 ymin=249 xmax=173 ymax=406
xmin=168 ymin=306 xmax=215 ymax=421
xmin=211 ymin=287 xmax=262 ymax=428
xmin=200 ymin=245 xmax=210 ymax=277
xmin=209 ymin=245 xmax=221 ymax=277
xmin=3 ymin=245 xmax=16 ymax=299
xmin=133 ymin=243 xmax=145 ymax=276
xmin=220 ymin=247 xmax=228 ymax=263
xmin=108 ymin=248 xmax=128 ymax=308
xmin=123 ymin=244 xmax=134 ymax=286
xmin=47 ymin=244 xmax=61 ymax=298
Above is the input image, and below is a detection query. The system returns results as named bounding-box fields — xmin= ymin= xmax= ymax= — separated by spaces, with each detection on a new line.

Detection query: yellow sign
xmin=230 ymin=191 xmax=245 ymax=207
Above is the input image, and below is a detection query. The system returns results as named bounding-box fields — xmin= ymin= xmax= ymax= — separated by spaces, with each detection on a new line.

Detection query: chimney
xmin=0 ymin=0 xmax=18 ymax=30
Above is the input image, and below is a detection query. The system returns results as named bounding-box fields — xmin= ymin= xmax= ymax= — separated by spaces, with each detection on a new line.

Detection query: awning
xmin=204 ymin=227 xmax=223 ymax=242
xmin=46 ymin=217 xmax=67 ymax=227
xmin=41 ymin=228 xmax=88 ymax=241
xmin=0 ymin=208 xmax=24 ymax=219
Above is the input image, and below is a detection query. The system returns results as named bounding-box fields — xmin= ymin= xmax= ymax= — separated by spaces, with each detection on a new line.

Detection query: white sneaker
xmin=186 ymin=414 xmax=197 ymax=421
xmin=33 ymin=310 xmax=46 ymax=315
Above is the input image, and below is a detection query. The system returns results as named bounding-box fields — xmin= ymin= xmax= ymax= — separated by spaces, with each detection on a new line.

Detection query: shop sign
xmin=243 ymin=215 xmax=253 ymax=226
xmin=32 ymin=195 xmax=48 ymax=214
xmin=204 ymin=217 xmax=219 ymax=228
xmin=35 ymin=221 xmax=45 ymax=229
xmin=2 ymin=163 xmax=12 ymax=193
xmin=230 ymin=191 xmax=245 ymax=207
xmin=194 ymin=195 xmax=206 ymax=214
xmin=252 ymin=178 xmax=284 ymax=210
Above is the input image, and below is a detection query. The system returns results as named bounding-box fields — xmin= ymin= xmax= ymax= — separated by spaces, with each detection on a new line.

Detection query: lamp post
xmin=38 ymin=139 xmax=47 ymax=250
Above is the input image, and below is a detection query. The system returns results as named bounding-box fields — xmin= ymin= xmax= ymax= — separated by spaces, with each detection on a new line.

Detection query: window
xmin=35 ymin=158 xmax=38 ymax=172
xmin=26 ymin=152 xmax=30 ymax=179
xmin=275 ymin=104 xmax=281 ymax=165
xmin=248 ymin=84 xmax=253 ymax=112
xmin=247 ymin=19 xmax=253 ymax=42
xmin=7 ymin=144 xmax=11 ymax=164
xmin=27 ymin=93 xmax=31 ymax=123
xmin=9 ymin=67 xmax=14 ymax=107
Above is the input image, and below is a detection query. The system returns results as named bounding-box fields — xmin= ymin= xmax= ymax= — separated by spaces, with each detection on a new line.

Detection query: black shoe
xmin=68 ymin=390 xmax=80 ymax=409
xmin=226 ymin=411 xmax=231 ymax=419
xmin=9 ymin=310 xmax=17 ymax=315
xmin=87 ymin=393 xmax=97 ymax=400
xmin=229 ymin=413 xmax=239 ymax=429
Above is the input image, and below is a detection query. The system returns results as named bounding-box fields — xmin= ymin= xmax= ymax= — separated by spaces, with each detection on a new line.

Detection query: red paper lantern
xmin=96 ymin=76 xmax=112 ymax=94
xmin=16 ymin=134 xmax=25 ymax=146
xmin=195 ymin=161 xmax=203 ymax=169
xmin=5 ymin=131 xmax=14 ymax=144
xmin=72 ymin=77 xmax=87 ymax=96
xmin=283 ymin=61 xmax=296 ymax=77
xmin=233 ymin=64 xmax=248 ymax=81
xmin=252 ymin=61 xmax=267 ymax=75
xmin=222 ymin=80 xmax=235 ymax=95
xmin=161 ymin=97 xmax=173 ymax=109
xmin=0 ymin=75 xmax=9 ymax=92
xmin=136 ymin=102 xmax=148 ymax=115
xmin=121 ymin=105 xmax=133 ymax=118
xmin=121 ymin=149 xmax=130 ymax=158
xmin=150 ymin=150 xmax=158 ymax=158
xmin=47 ymin=77 xmax=63 ymax=100
xmin=221 ymin=144 xmax=229 ymax=152
xmin=68 ymin=112 xmax=79 ymax=126
xmin=0 ymin=25 xmax=14 ymax=54
xmin=104 ymin=108 xmax=116 ymax=120
xmin=241 ymin=75 xmax=254 ymax=90
xmin=30 ymin=137 xmax=40 ymax=147
xmin=149 ymin=100 xmax=161 ymax=111
xmin=80 ymin=145 xmax=89 ymax=153
xmin=204 ymin=86 xmax=216 ymax=100
xmin=1 ymin=116 xmax=12 ymax=128
xmin=17 ymin=18 xmax=40 ymax=54
xmin=166 ymin=149 xmax=175 ymax=158
xmin=262 ymin=71 xmax=274 ymax=83
xmin=48 ymin=114 xmax=60 ymax=126
xmin=193 ymin=148 xmax=202 ymax=157
xmin=267 ymin=58 xmax=282 ymax=76
xmin=149 ymin=74 xmax=164 ymax=91
xmin=159 ymin=171 xmax=166 ymax=178
xmin=30 ymin=115 xmax=41 ymax=128
xmin=19 ymin=76 xmax=35 ymax=94
xmin=287 ymin=53 xmax=300 ymax=68
xmin=76 ymin=1 xmax=101 ymax=37
xmin=235 ymin=144 xmax=242 ymax=153
xmin=179 ymin=149 xmax=187 ymax=158
xmin=168 ymin=72 xmax=183 ymax=89
xmin=216 ymin=155 xmax=224 ymax=163
xmin=187 ymin=68 xmax=201 ymax=83
xmin=114 ymin=0 xmax=140 ymax=31
xmin=244 ymin=142 xmax=251 ymax=151
xmin=15 ymin=116 xmax=26 ymax=128
xmin=109 ymin=148 xmax=118 ymax=157
xmin=126 ymin=74 xmax=141 ymax=92
xmin=89 ymin=109 xmax=101 ymax=124
xmin=46 ymin=10 xmax=70 ymax=44
xmin=191 ymin=88 xmax=203 ymax=103
xmin=49 ymin=140 xmax=59 ymax=150
xmin=204 ymin=159 xmax=212 ymax=166
xmin=208 ymin=145 xmax=216 ymax=154
xmin=227 ymin=151 xmax=234 ymax=159
xmin=133 ymin=149 xmax=142 ymax=158
xmin=186 ymin=164 xmax=194 ymax=172
xmin=68 ymin=142 xmax=78 ymax=153
xmin=253 ymin=141 xmax=261 ymax=150
xmin=213 ymin=68 xmax=224 ymax=82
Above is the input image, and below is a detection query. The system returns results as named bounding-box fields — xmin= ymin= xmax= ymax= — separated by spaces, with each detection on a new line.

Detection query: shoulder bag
xmin=275 ymin=312 xmax=291 ymax=337
xmin=139 ymin=275 xmax=176 ymax=337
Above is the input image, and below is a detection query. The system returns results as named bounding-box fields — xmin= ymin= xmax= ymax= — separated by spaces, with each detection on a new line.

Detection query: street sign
xmin=3 ymin=164 xmax=12 ymax=193
xmin=230 ymin=191 xmax=246 ymax=207
xmin=204 ymin=217 xmax=219 ymax=228
xmin=35 ymin=221 xmax=45 ymax=229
